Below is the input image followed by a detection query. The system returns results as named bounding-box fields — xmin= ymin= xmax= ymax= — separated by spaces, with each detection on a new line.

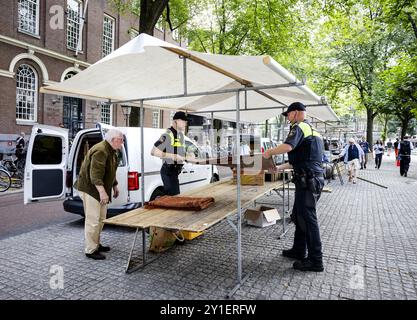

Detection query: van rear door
xmin=24 ymin=125 xmax=68 ymax=204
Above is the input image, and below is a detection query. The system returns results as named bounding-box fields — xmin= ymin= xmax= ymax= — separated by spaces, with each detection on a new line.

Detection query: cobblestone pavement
xmin=1 ymin=155 xmax=417 ymax=300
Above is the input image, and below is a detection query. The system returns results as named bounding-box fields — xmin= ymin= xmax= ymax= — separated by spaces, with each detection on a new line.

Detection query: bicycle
xmin=0 ymin=166 xmax=12 ymax=192
xmin=0 ymin=153 xmax=25 ymax=189
xmin=1 ymin=154 xmax=25 ymax=180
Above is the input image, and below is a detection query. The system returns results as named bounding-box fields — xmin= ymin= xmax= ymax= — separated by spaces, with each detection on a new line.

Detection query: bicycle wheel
xmin=0 ymin=169 xmax=11 ymax=192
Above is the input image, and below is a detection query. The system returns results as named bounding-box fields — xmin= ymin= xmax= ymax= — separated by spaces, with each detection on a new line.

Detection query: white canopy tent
xmin=41 ymin=33 xmax=338 ymax=123
xmin=41 ymin=33 xmax=338 ymax=297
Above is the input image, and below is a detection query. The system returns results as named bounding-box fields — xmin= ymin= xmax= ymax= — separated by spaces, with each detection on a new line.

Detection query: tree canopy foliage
xmin=111 ymin=0 xmax=417 ymax=139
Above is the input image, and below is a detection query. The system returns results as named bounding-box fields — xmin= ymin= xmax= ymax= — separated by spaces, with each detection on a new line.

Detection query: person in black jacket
xmin=398 ymin=135 xmax=413 ymax=177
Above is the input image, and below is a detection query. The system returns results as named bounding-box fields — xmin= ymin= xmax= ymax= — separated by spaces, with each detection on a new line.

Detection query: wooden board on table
xmin=104 ymin=179 xmax=284 ymax=232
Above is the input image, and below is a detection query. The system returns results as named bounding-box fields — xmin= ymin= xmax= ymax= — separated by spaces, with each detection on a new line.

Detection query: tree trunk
xmin=400 ymin=117 xmax=410 ymax=140
xmin=130 ymin=0 xmax=169 ymax=127
xmin=381 ymin=114 xmax=389 ymax=143
xmin=265 ymin=119 xmax=269 ymax=138
xmin=366 ymin=108 xmax=375 ymax=144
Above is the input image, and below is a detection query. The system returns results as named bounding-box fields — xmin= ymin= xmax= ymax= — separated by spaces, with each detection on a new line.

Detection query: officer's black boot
xmin=282 ymin=248 xmax=307 ymax=260
xmin=293 ymin=258 xmax=324 ymax=272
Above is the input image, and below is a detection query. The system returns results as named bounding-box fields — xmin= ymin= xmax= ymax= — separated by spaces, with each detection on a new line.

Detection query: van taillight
xmin=66 ymin=171 xmax=73 ymax=188
xmin=128 ymin=172 xmax=139 ymax=191
xmin=261 ymin=147 xmax=265 ymax=154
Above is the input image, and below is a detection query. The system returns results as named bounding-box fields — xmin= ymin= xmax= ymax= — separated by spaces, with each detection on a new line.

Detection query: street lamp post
xmin=121 ymin=105 xmax=132 ymax=127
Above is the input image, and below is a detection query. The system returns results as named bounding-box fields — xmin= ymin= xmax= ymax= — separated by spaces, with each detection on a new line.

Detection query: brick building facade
xmin=0 ymin=0 xmax=187 ymax=138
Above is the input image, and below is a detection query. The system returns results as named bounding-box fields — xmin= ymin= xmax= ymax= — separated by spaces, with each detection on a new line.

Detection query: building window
xmin=67 ymin=0 xmax=83 ymax=51
xmin=101 ymin=103 xmax=112 ymax=125
xmin=18 ymin=0 xmax=40 ymax=35
xmin=16 ymin=64 xmax=38 ymax=122
xmin=129 ymin=28 xmax=139 ymax=40
xmin=102 ymin=15 xmax=115 ymax=57
xmin=152 ymin=109 xmax=160 ymax=128
xmin=64 ymin=71 xmax=77 ymax=81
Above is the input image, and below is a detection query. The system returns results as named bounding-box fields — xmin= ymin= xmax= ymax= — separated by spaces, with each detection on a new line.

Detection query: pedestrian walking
xmin=373 ymin=140 xmax=384 ymax=169
xmin=359 ymin=137 xmax=371 ymax=169
xmin=399 ymin=135 xmax=413 ymax=177
xmin=338 ymin=137 xmax=364 ymax=184
xmin=387 ymin=139 xmax=393 ymax=156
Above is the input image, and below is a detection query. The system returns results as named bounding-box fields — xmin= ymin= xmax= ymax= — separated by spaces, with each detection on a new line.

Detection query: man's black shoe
xmin=404 ymin=172 xmax=407 ymax=177
xmin=293 ymin=259 xmax=323 ymax=272
xmin=282 ymin=248 xmax=306 ymax=260
xmin=86 ymin=251 xmax=106 ymax=260
xmin=98 ymin=244 xmax=110 ymax=252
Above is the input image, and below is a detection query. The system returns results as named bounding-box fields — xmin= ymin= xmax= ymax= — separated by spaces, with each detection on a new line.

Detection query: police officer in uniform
xmin=264 ymin=102 xmax=325 ymax=272
xmin=151 ymin=111 xmax=188 ymax=196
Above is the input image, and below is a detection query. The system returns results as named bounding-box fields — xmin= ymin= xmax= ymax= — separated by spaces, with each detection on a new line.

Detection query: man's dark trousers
xmin=161 ymin=164 xmax=180 ymax=195
xmin=291 ymin=176 xmax=324 ymax=262
xmin=400 ymin=156 xmax=411 ymax=176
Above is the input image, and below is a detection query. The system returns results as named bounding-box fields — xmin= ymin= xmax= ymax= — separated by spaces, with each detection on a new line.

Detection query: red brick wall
xmin=0 ymin=0 xmax=183 ymax=135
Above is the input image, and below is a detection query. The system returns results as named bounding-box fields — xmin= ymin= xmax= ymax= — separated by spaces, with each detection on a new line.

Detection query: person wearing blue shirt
xmin=339 ymin=138 xmax=364 ymax=184
xmin=359 ymin=138 xmax=371 ymax=169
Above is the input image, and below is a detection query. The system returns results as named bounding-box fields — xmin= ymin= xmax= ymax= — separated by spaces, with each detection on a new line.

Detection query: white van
xmin=24 ymin=124 xmax=219 ymax=216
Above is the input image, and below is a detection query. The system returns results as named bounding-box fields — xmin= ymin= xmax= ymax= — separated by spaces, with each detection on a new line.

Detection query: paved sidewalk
xmin=0 ymin=155 xmax=417 ymax=300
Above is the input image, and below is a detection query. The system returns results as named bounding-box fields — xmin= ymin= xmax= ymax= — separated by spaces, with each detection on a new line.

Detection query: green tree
xmin=382 ymin=56 xmax=417 ymax=138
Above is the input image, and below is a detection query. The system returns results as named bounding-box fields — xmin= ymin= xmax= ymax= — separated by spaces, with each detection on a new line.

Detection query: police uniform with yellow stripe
xmin=154 ymin=127 xmax=186 ymax=195
xmin=284 ymin=120 xmax=325 ymax=266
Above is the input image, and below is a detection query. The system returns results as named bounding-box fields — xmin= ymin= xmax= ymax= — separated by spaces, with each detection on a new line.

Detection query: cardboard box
xmin=232 ymin=169 xmax=265 ymax=185
xmin=244 ymin=206 xmax=281 ymax=227
xmin=181 ymin=230 xmax=203 ymax=240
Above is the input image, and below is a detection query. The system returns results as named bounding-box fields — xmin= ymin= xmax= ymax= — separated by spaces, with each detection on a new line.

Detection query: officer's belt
xmin=293 ymin=171 xmax=322 ymax=178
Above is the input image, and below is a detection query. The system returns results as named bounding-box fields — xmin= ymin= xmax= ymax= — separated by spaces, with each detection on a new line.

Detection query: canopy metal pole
xmin=112 ymin=82 xmax=300 ymax=105
xmin=140 ymin=102 xmax=145 ymax=206
xmin=236 ymin=91 xmax=242 ymax=283
xmin=182 ymin=57 xmax=187 ymax=95
xmin=210 ymin=112 xmax=214 ymax=178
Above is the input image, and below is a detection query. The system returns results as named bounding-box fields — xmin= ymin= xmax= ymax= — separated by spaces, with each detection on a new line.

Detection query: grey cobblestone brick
xmin=1 ymin=156 xmax=417 ymax=299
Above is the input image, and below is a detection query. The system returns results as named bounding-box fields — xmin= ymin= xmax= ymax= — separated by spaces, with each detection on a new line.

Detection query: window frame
xmin=102 ymin=14 xmax=115 ymax=57
xmin=17 ymin=0 xmax=40 ymax=37
xmin=66 ymin=0 xmax=83 ymax=52
xmin=100 ymin=103 xmax=113 ymax=125
xmin=15 ymin=64 xmax=38 ymax=123
xmin=152 ymin=109 xmax=160 ymax=128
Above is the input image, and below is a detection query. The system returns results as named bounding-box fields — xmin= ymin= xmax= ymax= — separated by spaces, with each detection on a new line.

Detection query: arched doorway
xmin=62 ymin=72 xmax=83 ymax=138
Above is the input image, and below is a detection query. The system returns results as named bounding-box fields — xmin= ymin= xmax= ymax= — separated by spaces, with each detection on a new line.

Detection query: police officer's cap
xmin=282 ymin=102 xmax=306 ymax=117
xmin=173 ymin=111 xmax=188 ymax=121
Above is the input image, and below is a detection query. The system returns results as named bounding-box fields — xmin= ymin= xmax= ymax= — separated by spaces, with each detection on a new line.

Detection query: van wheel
xmin=150 ymin=188 xmax=165 ymax=201
xmin=210 ymin=174 xmax=219 ymax=183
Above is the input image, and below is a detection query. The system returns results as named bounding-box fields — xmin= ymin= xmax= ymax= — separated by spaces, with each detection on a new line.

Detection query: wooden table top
xmin=104 ymin=179 xmax=286 ymax=232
